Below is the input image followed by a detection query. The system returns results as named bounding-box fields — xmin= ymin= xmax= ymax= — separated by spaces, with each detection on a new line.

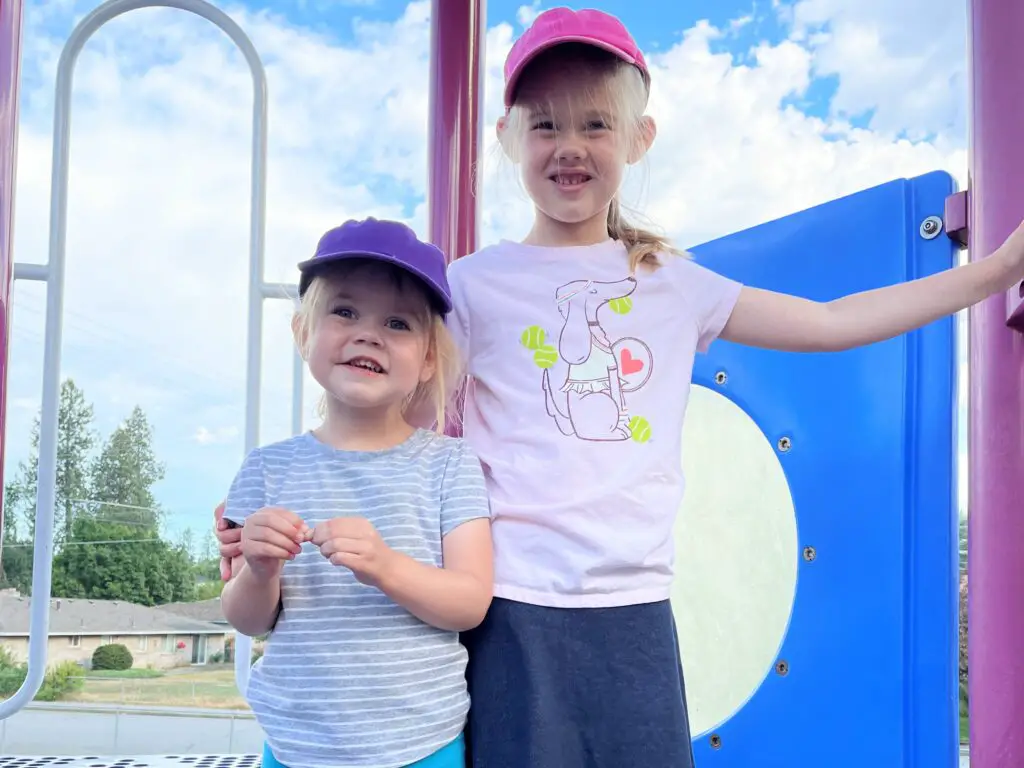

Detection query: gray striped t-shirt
xmin=222 ymin=429 xmax=490 ymax=768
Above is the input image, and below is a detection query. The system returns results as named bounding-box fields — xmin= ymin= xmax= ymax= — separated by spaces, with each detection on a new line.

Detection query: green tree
xmin=3 ymin=389 xmax=202 ymax=605
xmin=172 ymin=527 xmax=225 ymax=600
xmin=178 ymin=527 xmax=196 ymax=561
xmin=189 ymin=529 xmax=224 ymax=600
xmin=51 ymin=406 xmax=196 ymax=604
xmin=2 ymin=379 xmax=97 ymax=593
xmin=87 ymin=406 xmax=164 ymax=531
xmin=195 ymin=580 xmax=224 ymax=600
xmin=5 ymin=379 xmax=97 ymax=545
xmin=0 ymin=496 xmax=32 ymax=594
xmin=52 ymin=516 xmax=194 ymax=605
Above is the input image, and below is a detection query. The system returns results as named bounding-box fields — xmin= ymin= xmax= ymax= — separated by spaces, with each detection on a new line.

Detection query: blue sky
xmin=5 ymin=0 xmax=970 ymax=550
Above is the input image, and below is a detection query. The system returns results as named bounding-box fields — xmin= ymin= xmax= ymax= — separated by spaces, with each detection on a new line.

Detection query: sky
xmin=4 ymin=0 xmax=971 ymax=546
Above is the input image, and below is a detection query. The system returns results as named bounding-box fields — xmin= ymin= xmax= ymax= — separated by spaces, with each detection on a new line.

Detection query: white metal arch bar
xmin=0 ymin=0 xmax=280 ymax=719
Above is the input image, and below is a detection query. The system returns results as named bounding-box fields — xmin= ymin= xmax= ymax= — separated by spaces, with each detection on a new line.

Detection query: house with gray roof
xmin=0 ymin=589 xmax=229 ymax=669
xmin=156 ymin=597 xmax=229 ymax=626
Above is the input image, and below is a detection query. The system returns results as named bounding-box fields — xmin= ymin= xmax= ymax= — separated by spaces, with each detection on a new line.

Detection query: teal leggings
xmin=261 ymin=734 xmax=465 ymax=768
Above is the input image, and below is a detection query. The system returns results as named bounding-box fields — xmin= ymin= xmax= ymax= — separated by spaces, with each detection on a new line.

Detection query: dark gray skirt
xmin=461 ymin=597 xmax=696 ymax=768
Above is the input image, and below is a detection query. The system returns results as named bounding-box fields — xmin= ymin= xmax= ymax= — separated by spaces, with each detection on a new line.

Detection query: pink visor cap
xmin=503 ymin=7 xmax=650 ymax=108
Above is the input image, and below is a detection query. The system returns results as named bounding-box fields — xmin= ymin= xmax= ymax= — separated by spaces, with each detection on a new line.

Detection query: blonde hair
xmin=501 ymin=43 xmax=684 ymax=273
xmin=293 ymin=260 xmax=463 ymax=434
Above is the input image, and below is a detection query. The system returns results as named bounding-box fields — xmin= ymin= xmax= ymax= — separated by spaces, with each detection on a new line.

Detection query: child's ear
xmin=291 ymin=313 xmax=309 ymax=361
xmin=627 ymin=116 xmax=657 ymax=164
xmin=496 ymin=114 xmax=520 ymax=162
xmin=419 ymin=334 xmax=438 ymax=384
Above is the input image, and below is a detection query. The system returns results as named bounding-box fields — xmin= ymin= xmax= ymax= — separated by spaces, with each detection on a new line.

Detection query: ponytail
xmin=607 ymin=197 xmax=684 ymax=273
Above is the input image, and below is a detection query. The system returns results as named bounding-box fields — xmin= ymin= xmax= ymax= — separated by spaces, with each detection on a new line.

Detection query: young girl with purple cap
xmin=218 ymin=217 xmax=493 ymax=768
xmin=218 ymin=7 xmax=1024 ymax=767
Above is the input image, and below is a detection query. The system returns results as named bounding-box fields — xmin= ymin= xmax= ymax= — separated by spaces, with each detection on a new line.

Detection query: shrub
xmin=92 ymin=643 xmax=134 ymax=671
xmin=0 ymin=648 xmax=83 ymax=702
xmin=35 ymin=660 xmax=85 ymax=701
xmin=0 ymin=647 xmax=27 ymax=697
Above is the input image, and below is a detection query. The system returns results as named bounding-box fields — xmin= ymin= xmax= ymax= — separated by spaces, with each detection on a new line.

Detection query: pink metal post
xmin=0 ymin=0 xmax=22 ymax=562
xmin=427 ymin=0 xmax=483 ymax=439
xmin=967 ymin=0 xmax=1024 ymax=762
xmin=427 ymin=0 xmax=484 ymax=262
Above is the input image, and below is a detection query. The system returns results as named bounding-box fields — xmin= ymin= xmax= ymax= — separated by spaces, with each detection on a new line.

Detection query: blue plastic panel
xmin=687 ymin=172 xmax=960 ymax=767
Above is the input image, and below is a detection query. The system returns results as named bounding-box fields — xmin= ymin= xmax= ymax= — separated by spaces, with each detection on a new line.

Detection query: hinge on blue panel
xmin=943 ymin=190 xmax=969 ymax=248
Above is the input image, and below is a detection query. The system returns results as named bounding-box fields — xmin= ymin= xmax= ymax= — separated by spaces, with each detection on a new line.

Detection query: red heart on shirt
xmin=620 ymin=349 xmax=643 ymax=375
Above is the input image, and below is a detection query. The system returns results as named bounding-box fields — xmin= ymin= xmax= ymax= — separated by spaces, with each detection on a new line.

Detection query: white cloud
xmin=193 ymin=425 xmax=240 ymax=445
xmin=787 ymin=0 xmax=968 ymax=140
xmin=5 ymin=0 xmax=969 ymax=528
xmin=516 ymin=2 xmax=543 ymax=27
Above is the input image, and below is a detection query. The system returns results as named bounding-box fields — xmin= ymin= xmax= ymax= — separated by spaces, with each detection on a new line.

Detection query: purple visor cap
xmin=297 ymin=218 xmax=453 ymax=315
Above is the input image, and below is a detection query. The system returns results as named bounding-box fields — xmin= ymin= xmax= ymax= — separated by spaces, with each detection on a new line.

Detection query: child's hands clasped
xmin=311 ymin=517 xmax=396 ymax=588
xmin=232 ymin=507 xmax=396 ymax=589
xmin=241 ymin=507 xmax=311 ymax=582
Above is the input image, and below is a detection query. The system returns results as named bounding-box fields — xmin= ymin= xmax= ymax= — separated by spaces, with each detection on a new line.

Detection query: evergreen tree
xmin=52 ymin=407 xmax=195 ymax=604
xmin=4 ymin=379 xmax=97 ymax=545
xmin=3 ymin=384 xmax=204 ymax=605
xmin=87 ymin=406 xmax=164 ymax=531
xmin=2 ymin=379 xmax=96 ymax=593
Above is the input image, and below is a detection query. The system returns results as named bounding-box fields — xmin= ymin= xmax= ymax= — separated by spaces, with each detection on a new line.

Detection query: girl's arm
xmin=376 ymin=518 xmax=493 ymax=632
xmin=720 ymin=222 xmax=1024 ymax=352
xmin=221 ymin=555 xmax=282 ymax=637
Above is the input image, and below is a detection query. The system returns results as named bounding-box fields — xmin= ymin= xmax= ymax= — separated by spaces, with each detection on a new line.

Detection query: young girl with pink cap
xmin=448 ymin=6 xmax=1023 ymax=766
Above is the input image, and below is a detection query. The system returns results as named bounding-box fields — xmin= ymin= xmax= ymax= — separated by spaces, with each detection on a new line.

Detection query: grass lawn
xmin=66 ymin=666 xmax=248 ymax=710
xmin=87 ymin=668 xmax=164 ymax=679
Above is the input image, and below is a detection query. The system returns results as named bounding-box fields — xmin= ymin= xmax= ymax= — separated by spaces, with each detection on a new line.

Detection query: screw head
xmin=714 ymin=371 xmax=727 ymax=385
xmin=920 ymin=215 xmax=943 ymax=240
xmin=803 ymin=546 xmax=816 ymax=562
xmin=777 ymin=436 xmax=792 ymax=452
xmin=710 ymin=734 xmax=722 ymax=749
xmin=775 ymin=659 xmax=789 ymax=676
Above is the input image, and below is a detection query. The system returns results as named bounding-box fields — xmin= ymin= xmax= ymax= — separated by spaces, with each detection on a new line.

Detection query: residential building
xmin=0 ymin=590 xmax=227 ymax=670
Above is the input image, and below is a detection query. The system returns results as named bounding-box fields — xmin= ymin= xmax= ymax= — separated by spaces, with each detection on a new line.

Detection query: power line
xmin=10 ymin=498 xmax=210 ymax=524
xmin=4 ymin=537 xmax=167 ymax=547
xmin=7 ymin=496 xmax=217 ymax=534
xmin=67 ymin=498 xmax=162 ymax=513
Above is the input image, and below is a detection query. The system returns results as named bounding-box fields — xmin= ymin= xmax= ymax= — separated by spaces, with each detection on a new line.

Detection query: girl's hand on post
xmin=242 ymin=507 xmax=310 ymax=582
xmin=993 ymin=217 xmax=1024 ymax=286
xmin=311 ymin=517 xmax=396 ymax=588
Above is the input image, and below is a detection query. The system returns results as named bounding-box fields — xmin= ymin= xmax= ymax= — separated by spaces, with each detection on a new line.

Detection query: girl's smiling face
xmin=499 ymin=44 xmax=656 ymax=245
xmin=298 ymin=262 xmax=437 ymax=418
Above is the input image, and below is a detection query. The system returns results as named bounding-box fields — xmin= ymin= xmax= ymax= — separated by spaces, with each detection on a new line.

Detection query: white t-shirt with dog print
xmin=447 ymin=238 xmax=743 ymax=609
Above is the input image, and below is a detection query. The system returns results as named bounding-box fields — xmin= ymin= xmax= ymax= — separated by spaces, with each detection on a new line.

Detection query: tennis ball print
xmin=629 ymin=415 xmax=652 ymax=443
xmin=609 ymin=297 xmax=633 ymax=315
xmin=520 ymin=325 xmax=547 ymax=350
xmin=533 ymin=345 xmax=558 ymax=369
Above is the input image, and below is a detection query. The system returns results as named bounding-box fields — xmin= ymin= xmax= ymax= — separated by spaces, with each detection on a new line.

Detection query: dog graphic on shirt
xmin=521 ymin=277 xmax=654 ymax=443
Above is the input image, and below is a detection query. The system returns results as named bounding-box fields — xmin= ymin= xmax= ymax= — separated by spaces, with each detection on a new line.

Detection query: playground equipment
xmin=0 ymin=0 xmax=1020 ymax=766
